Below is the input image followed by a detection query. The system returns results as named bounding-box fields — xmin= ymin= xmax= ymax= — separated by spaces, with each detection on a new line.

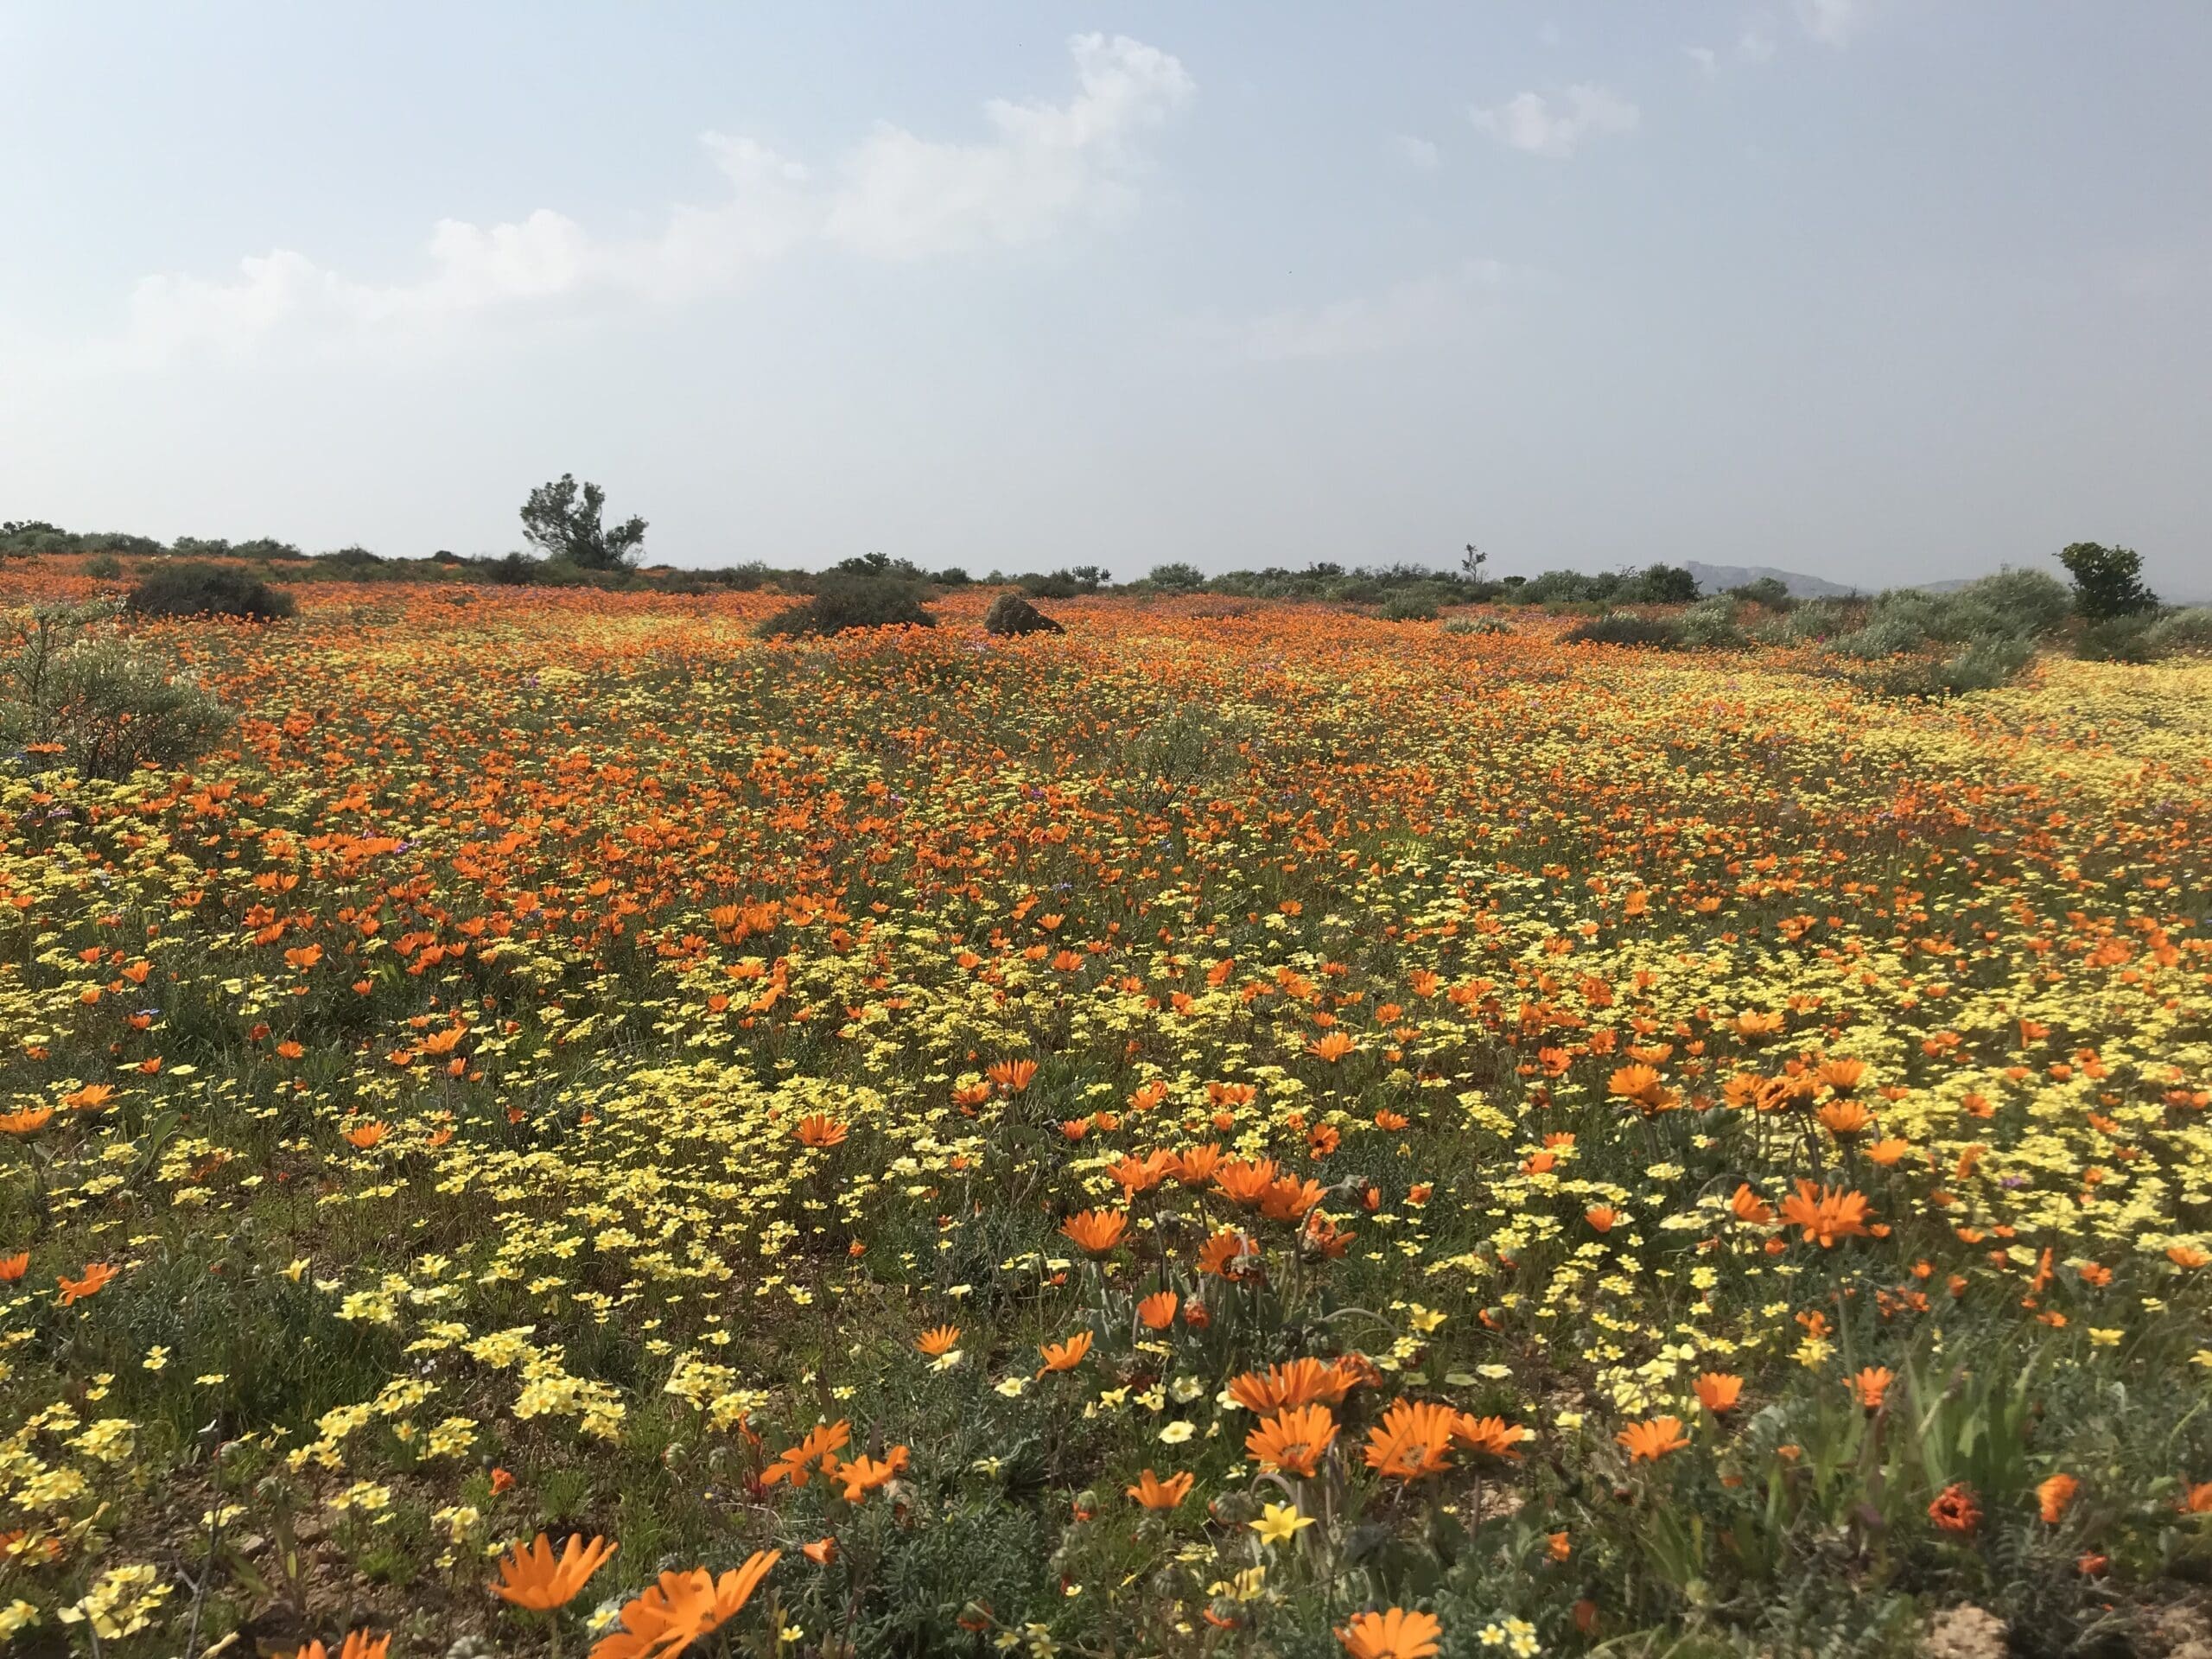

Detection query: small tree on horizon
xmin=519 ymin=474 xmax=647 ymax=571
xmin=2056 ymin=542 xmax=2158 ymax=620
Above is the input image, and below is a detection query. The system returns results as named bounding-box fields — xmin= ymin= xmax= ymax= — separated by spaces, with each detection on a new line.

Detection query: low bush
xmin=1676 ymin=595 xmax=1750 ymax=648
xmin=1852 ymin=634 xmax=2037 ymax=700
xmin=1831 ymin=600 xmax=1941 ymax=659
xmin=1831 ymin=570 xmax=2069 ymax=660
xmin=1931 ymin=635 xmax=2037 ymax=694
xmin=2145 ymin=607 xmax=2212 ymax=655
xmin=1816 ymin=569 xmax=2069 ymax=694
xmin=836 ymin=551 xmax=932 ymax=583
xmin=1956 ymin=566 xmax=2074 ymax=636
xmin=3 ymin=604 xmax=233 ymax=778
xmin=1377 ymin=592 xmax=1439 ymax=622
xmin=1726 ymin=575 xmax=1796 ymax=610
xmin=1442 ymin=615 xmax=1512 ymax=636
xmin=126 ymin=563 xmax=296 ymax=621
xmin=483 ymin=552 xmax=550 ymax=586
xmin=758 ymin=575 xmax=937 ymax=639
xmin=2075 ymin=613 xmax=2161 ymax=663
xmin=1564 ymin=613 xmax=1683 ymax=648
xmin=1759 ymin=595 xmax=1866 ymax=644
xmin=1142 ymin=562 xmax=1205 ymax=591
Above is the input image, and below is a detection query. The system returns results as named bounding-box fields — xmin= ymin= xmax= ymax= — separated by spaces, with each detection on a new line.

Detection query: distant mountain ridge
xmin=1682 ymin=561 xmax=2208 ymax=605
xmin=1681 ymin=562 xmax=1862 ymax=599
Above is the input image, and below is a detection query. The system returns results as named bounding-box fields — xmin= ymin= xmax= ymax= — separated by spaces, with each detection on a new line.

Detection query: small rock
xmin=1921 ymin=1605 xmax=2007 ymax=1659
xmin=2145 ymin=1600 xmax=2212 ymax=1657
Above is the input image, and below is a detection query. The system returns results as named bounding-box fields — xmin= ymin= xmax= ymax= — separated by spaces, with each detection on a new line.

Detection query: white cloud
xmin=1206 ymin=260 xmax=1515 ymax=363
xmin=1684 ymin=46 xmax=1720 ymax=76
xmin=1795 ymin=0 xmax=1866 ymax=45
xmin=1392 ymin=133 xmax=1440 ymax=169
xmin=111 ymin=34 xmax=1191 ymax=364
xmin=823 ymin=34 xmax=1191 ymax=259
xmin=1470 ymin=85 xmax=1639 ymax=159
xmin=1737 ymin=25 xmax=1779 ymax=62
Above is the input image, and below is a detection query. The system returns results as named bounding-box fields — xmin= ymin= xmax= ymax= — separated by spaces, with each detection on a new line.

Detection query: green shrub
xmin=1935 ymin=634 xmax=2037 ymax=692
xmin=1442 ymin=615 xmax=1512 ymax=636
xmin=3 ymin=605 xmax=233 ymax=779
xmin=83 ymin=554 xmax=124 ymax=581
xmin=1564 ymin=613 xmax=1683 ymax=648
xmin=1829 ymin=569 xmax=2068 ymax=664
xmin=2075 ymin=613 xmax=2161 ymax=663
xmin=1955 ymin=566 xmax=2073 ymax=636
xmin=1626 ymin=563 xmax=1700 ymax=603
xmin=1146 ymin=562 xmax=1205 ymax=591
xmin=232 ymin=537 xmax=306 ymax=562
xmin=483 ymin=552 xmax=548 ymax=586
xmin=1676 ymin=596 xmax=1750 ymax=648
xmin=1018 ymin=570 xmax=1081 ymax=600
xmin=1377 ymin=592 xmax=1439 ymax=622
xmin=1760 ymin=596 xmax=1865 ymax=644
xmin=1726 ymin=576 xmax=1795 ymax=610
xmin=2057 ymin=541 xmax=2158 ymax=620
xmin=2145 ymin=607 xmax=2212 ymax=655
xmin=1832 ymin=599 xmax=1942 ymax=659
xmin=315 ymin=545 xmax=385 ymax=572
xmin=758 ymin=576 xmax=936 ymax=639
xmin=1855 ymin=634 xmax=2036 ymax=699
xmin=127 ymin=563 xmax=296 ymax=621
xmin=836 ymin=551 xmax=932 ymax=583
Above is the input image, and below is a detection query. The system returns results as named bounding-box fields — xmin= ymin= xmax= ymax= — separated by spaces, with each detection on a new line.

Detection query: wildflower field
xmin=4 ymin=573 xmax=2212 ymax=1658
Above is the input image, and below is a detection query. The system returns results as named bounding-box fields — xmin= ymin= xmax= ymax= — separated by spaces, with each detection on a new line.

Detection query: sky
xmin=2 ymin=2 xmax=2208 ymax=594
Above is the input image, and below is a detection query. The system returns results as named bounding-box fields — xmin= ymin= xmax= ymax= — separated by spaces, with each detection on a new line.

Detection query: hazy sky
xmin=3 ymin=3 xmax=2208 ymax=592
